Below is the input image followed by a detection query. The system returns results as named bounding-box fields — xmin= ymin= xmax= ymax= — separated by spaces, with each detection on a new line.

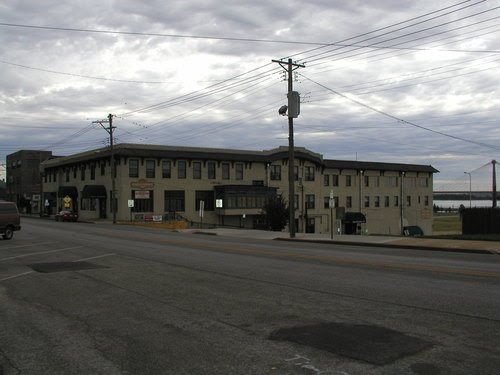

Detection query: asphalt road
xmin=0 ymin=218 xmax=499 ymax=374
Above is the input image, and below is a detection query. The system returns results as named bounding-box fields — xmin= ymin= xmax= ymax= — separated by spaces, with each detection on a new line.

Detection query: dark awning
xmin=344 ymin=212 xmax=366 ymax=223
xmin=57 ymin=186 xmax=78 ymax=198
xmin=82 ymin=185 xmax=107 ymax=199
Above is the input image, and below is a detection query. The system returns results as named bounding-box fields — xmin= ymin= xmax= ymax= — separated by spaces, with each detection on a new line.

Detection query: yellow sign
xmin=63 ymin=195 xmax=72 ymax=204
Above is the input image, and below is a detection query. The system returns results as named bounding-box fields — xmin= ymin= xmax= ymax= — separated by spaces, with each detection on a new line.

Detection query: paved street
xmin=0 ymin=218 xmax=499 ymax=374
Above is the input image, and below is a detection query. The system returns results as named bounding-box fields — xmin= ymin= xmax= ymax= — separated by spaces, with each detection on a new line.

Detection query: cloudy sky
xmin=1 ymin=0 xmax=500 ymax=190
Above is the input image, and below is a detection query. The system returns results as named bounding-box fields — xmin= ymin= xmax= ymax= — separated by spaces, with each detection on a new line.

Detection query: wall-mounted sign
xmin=134 ymin=190 xmax=150 ymax=199
xmin=130 ymin=179 xmax=154 ymax=189
xmin=128 ymin=199 xmax=134 ymax=208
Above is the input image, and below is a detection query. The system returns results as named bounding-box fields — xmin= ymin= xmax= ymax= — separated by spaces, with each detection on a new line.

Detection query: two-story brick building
xmin=40 ymin=143 xmax=438 ymax=235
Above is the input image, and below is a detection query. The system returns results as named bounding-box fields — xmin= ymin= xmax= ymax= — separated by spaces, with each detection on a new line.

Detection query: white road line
xmin=2 ymin=242 xmax=58 ymax=250
xmin=73 ymin=253 xmax=116 ymax=262
xmin=0 ymin=246 xmax=84 ymax=262
xmin=0 ymin=271 xmax=35 ymax=282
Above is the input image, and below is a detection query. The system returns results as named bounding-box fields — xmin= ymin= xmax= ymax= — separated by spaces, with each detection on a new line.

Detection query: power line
xmin=300 ymin=73 xmax=500 ymax=151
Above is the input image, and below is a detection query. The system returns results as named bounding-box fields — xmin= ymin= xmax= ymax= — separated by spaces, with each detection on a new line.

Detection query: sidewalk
xmin=179 ymin=228 xmax=500 ymax=255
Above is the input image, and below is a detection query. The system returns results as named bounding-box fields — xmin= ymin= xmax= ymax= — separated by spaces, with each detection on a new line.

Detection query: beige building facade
xmin=41 ymin=144 xmax=437 ymax=235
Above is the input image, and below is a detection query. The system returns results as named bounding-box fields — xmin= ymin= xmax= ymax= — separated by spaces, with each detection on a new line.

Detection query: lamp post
xmin=464 ymin=171 xmax=472 ymax=208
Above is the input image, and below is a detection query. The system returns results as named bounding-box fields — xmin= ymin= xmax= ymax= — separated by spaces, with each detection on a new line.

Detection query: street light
xmin=464 ymin=171 xmax=472 ymax=208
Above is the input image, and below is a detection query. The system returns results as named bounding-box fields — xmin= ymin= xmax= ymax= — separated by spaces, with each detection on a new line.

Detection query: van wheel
xmin=2 ymin=227 xmax=13 ymax=240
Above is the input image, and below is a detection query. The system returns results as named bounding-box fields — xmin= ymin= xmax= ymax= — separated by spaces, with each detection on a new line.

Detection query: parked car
xmin=55 ymin=210 xmax=79 ymax=222
xmin=0 ymin=201 xmax=21 ymax=240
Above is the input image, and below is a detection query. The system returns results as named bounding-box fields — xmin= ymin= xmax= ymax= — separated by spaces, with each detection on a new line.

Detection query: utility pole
xmin=272 ymin=58 xmax=305 ymax=238
xmin=93 ymin=114 xmax=116 ymax=223
xmin=464 ymin=171 xmax=472 ymax=208
xmin=493 ymin=160 xmax=497 ymax=208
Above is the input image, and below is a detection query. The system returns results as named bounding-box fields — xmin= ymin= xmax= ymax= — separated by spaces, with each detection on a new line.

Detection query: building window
xmin=425 ymin=196 xmax=429 ymax=206
xmin=420 ymin=178 xmax=429 ymax=187
xmin=235 ymin=163 xmax=243 ymax=180
xmin=73 ymin=168 xmax=77 ymax=179
xmin=270 ymin=165 xmax=281 ymax=180
xmin=294 ymin=194 xmax=299 ymax=210
xmin=129 ymin=159 xmax=139 ymax=178
xmin=406 ymin=195 xmax=412 ymax=207
xmin=162 ymin=160 xmax=171 ymax=178
xmin=324 ymin=174 xmax=329 ymax=186
xmin=332 ymin=175 xmax=339 ymax=186
xmin=394 ymin=196 xmax=399 ymax=207
xmin=364 ymin=175 xmax=369 ymax=187
xmin=101 ymin=163 xmax=106 ymax=176
xmin=384 ymin=196 xmax=390 ymax=207
xmin=294 ymin=166 xmax=299 ymax=181
xmin=207 ymin=162 xmax=216 ymax=179
xmin=146 ymin=160 xmax=155 ymax=178
xmin=165 ymin=190 xmax=185 ymax=212
xmin=386 ymin=176 xmax=398 ymax=187
xmin=65 ymin=170 xmax=70 ymax=182
xmin=195 ymin=191 xmax=214 ymax=211
xmin=346 ymin=175 xmax=352 ymax=187
xmin=222 ymin=163 xmax=230 ymax=180
xmin=80 ymin=167 xmax=85 ymax=181
xmin=306 ymin=194 xmax=315 ymax=209
xmin=374 ymin=196 xmax=380 ymax=207
xmin=193 ymin=161 xmax=201 ymax=179
xmin=178 ymin=161 xmax=186 ymax=179
xmin=346 ymin=196 xmax=352 ymax=208
xmin=364 ymin=196 xmax=370 ymax=208
xmin=131 ymin=190 xmax=154 ymax=213
xmin=324 ymin=197 xmax=338 ymax=209
xmin=90 ymin=165 xmax=96 ymax=180
xmin=305 ymin=166 xmax=315 ymax=181
xmin=374 ymin=176 xmax=380 ymax=187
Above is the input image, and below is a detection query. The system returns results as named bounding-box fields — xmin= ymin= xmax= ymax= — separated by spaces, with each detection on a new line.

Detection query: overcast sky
xmin=1 ymin=0 xmax=500 ymax=190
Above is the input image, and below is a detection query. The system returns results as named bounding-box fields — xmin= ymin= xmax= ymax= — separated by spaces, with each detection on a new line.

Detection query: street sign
xmin=128 ymin=199 xmax=134 ymax=208
xmin=216 ymin=199 xmax=223 ymax=208
xmin=199 ymin=200 xmax=204 ymax=218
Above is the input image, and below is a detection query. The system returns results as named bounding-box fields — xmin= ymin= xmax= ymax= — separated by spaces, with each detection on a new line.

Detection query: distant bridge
xmin=434 ymin=191 xmax=500 ymax=200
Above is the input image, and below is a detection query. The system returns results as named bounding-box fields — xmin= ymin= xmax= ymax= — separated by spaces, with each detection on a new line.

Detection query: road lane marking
xmin=0 ymin=246 xmax=84 ymax=262
xmin=100 ymin=232 xmax=500 ymax=279
xmin=0 ymin=271 xmax=34 ymax=282
xmin=1 ymin=242 xmax=58 ymax=250
xmin=73 ymin=253 xmax=116 ymax=262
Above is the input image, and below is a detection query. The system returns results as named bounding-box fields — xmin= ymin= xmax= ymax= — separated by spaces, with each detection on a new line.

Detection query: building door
xmin=306 ymin=218 xmax=315 ymax=233
xmin=99 ymin=199 xmax=107 ymax=219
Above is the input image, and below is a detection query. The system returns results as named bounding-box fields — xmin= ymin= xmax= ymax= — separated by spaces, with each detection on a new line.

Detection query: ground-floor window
xmin=131 ymin=190 xmax=154 ymax=212
xmin=195 ymin=190 xmax=214 ymax=211
xmin=81 ymin=198 xmax=96 ymax=211
xmin=165 ymin=190 xmax=185 ymax=212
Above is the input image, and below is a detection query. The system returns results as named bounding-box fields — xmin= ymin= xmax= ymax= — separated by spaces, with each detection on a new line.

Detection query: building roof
xmin=40 ymin=143 xmax=438 ymax=173
xmin=324 ymin=159 xmax=438 ymax=173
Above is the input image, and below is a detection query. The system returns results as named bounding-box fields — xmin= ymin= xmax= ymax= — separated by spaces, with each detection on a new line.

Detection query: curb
xmin=275 ymin=237 xmax=497 ymax=255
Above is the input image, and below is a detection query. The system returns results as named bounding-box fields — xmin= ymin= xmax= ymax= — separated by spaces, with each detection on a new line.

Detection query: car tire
xmin=2 ymin=227 xmax=14 ymax=240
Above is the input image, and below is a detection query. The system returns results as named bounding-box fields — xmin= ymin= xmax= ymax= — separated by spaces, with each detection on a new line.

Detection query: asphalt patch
xmin=269 ymin=322 xmax=432 ymax=365
xmin=28 ymin=261 xmax=108 ymax=273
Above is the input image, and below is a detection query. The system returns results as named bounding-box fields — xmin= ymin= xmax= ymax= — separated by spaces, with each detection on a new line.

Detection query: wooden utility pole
xmin=493 ymin=160 xmax=497 ymax=208
xmin=272 ymin=58 xmax=304 ymax=238
xmin=93 ymin=114 xmax=116 ymax=223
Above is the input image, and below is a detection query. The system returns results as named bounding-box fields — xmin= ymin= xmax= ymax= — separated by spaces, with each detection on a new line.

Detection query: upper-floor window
xmin=346 ymin=196 xmax=352 ymax=208
xmin=364 ymin=175 xmax=369 ymax=187
xmin=305 ymin=166 xmax=315 ymax=181
xmin=374 ymin=196 xmax=380 ymax=207
xmin=162 ymin=160 xmax=171 ymax=178
xmin=90 ymin=165 xmax=96 ymax=180
xmin=222 ymin=163 xmax=230 ymax=179
xmin=384 ymin=196 xmax=390 ymax=207
xmin=207 ymin=162 xmax=216 ymax=179
xmin=270 ymin=165 xmax=281 ymax=180
xmin=65 ymin=170 xmax=70 ymax=182
xmin=332 ymin=174 xmax=339 ymax=186
xmin=235 ymin=163 xmax=243 ymax=180
xmin=146 ymin=160 xmax=155 ymax=178
xmin=294 ymin=166 xmax=299 ymax=181
xmin=364 ymin=196 xmax=370 ymax=208
xmin=178 ymin=160 xmax=187 ymax=179
xmin=425 ymin=196 xmax=429 ymax=206
xmin=346 ymin=175 xmax=352 ymax=187
xmin=306 ymin=194 xmax=315 ymax=209
xmin=386 ymin=176 xmax=398 ymax=187
xmin=129 ymin=159 xmax=139 ymax=178
xmin=193 ymin=161 xmax=201 ymax=179
xmin=323 ymin=175 xmax=329 ymax=186
xmin=100 ymin=163 xmax=106 ymax=176
xmin=80 ymin=167 xmax=85 ymax=181
xmin=406 ymin=195 xmax=412 ymax=207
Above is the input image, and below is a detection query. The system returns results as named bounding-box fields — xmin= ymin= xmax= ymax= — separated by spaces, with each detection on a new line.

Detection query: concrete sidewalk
xmin=180 ymin=228 xmax=500 ymax=255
